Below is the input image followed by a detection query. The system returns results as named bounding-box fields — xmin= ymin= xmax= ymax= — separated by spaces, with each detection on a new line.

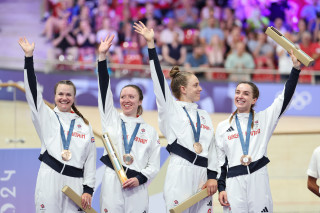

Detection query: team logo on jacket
xmin=40 ymin=204 xmax=46 ymax=210
xmin=91 ymin=137 xmax=95 ymax=143
xmin=140 ymin=128 xmax=146 ymax=136
xmin=104 ymin=208 xmax=108 ymax=212
xmin=77 ymin=124 xmax=82 ymax=130
xmin=174 ymin=200 xmax=179 ymax=206
xmin=226 ymin=126 xmax=234 ymax=132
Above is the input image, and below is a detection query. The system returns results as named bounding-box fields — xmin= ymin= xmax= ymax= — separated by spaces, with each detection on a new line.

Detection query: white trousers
xmin=223 ymin=166 xmax=273 ymax=213
xmin=35 ymin=163 xmax=83 ymax=213
xmin=163 ymin=155 xmax=212 ymax=213
xmin=100 ymin=166 xmax=149 ymax=213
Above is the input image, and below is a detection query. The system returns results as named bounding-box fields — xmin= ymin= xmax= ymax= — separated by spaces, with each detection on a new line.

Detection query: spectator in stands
xmin=245 ymin=0 xmax=269 ymax=32
xmin=139 ymin=3 xmax=162 ymax=26
xmin=175 ymin=0 xmax=199 ymax=28
xmin=159 ymin=18 xmax=184 ymax=45
xmin=225 ymin=26 xmax=245 ymax=57
xmin=73 ymin=5 xmax=94 ymax=36
xmin=199 ymin=0 xmax=221 ymax=29
xmin=298 ymin=31 xmax=317 ymax=68
xmin=247 ymin=30 xmax=258 ymax=54
xmin=199 ymin=17 xmax=224 ymax=45
xmin=293 ymin=18 xmax=309 ymax=44
xmin=184 ymin=43 xmax=210 ymax=79
xmin=42 ymin=0 xmax=73 ymax=41
xmin=252 ymin=32 xmax=274 ymax=69
xmin=276 ymin=32 xmax=294 ymax=82
xmin=162 ymin=31 xmax=187 ymax=66
xmin=76 ymin=19 xmax=96 ymax=70
xmin=96 ymin=17 xmax=119 ymax=51
xmin=300 ymin=0 xmax=320 ymax=32
xmin=205 ymin=35 xmax=224 ymax=67
xmin=115 ymin=0 xmax=139 ymax=23
xmin=225 ymin=41 xmax=255 ymax=82
xmin=47 ymin=18 xmax=78 ymax=72
xmin=94 ymin=1 xmax=116 ymax=32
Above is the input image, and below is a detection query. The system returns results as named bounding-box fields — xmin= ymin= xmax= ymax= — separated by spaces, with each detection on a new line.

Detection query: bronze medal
xmin=123 ymin=154 xmax=134 ymax=165
xmin=240 ymin=155 xmax=252 ymax=166
xmin=193 ymin=143 xmax=203 ymax=154
xmin=61 ymin=150 xmax=72 ymax=161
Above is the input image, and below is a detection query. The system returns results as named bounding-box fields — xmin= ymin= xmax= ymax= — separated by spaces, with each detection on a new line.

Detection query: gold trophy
xmin=265 ymin=26 xmax=314 ymax=66
xmin=102 ymin=133 xmax=128 ymax=184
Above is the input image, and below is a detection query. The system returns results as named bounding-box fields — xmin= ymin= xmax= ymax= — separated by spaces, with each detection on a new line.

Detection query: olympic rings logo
xmin=275 ymin=90 xmax=312 ymax=111
xmin=290 ymin=91 xmax=312 ymax=110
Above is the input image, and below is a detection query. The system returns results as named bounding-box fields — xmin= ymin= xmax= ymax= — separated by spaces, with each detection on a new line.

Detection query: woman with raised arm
xmin=18 ymin=37 xmax=96 ymax=212
xmin=134 ymin=22 xmax=218 ymax=213
xmin=216 ymin=50 xmax=301 ymax=213
xmin=97 ymin=35 xmax=160 ymax=213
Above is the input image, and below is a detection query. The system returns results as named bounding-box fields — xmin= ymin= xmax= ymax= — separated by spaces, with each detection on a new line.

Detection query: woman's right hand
xmin=133 ymin=21 xmax=154 ymax=42
xmin=98 ymin=34 xmax=115 ymax=61
xmin=218 ymin=191 xmax=230 ymax=207
xmin=18 ymin=37 xmax=35 ymax=57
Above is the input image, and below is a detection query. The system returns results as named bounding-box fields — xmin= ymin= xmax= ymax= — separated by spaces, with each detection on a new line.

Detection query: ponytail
xmin=72 ymin=104 xmax=89 ymax=125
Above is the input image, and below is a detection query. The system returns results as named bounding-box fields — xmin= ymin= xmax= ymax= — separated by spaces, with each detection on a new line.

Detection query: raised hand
xmin=133 ymin=21 xmax=154 ymax=42
xmin=18 ymin=37 xmax=35 ymax=57
xmin=98 ymin=34 xmax=115 ymax=61
xmin=289 ymin=49 xmax=301 ymax=70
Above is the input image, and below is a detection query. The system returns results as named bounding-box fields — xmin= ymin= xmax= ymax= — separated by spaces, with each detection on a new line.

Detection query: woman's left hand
xmin=122 ymin=177 xmax=139 ymax=188
xmin=81 ymin=193 xmax=92 ymax=210
xmin=289 ymin=49 xmax=301 ymax=70
xmin=201 ymin=179 xmax=218 ymax=196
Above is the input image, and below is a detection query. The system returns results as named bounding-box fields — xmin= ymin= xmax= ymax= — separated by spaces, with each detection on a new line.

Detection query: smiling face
xmin=54 ymin=84 xmax=75 ymax=112
xmin=234 ymin=83 xmax=257 ymax=113
xmin=120 ymin=86 xmax=142 ymax=117
xmin=181 ymin=74 xmax=202 ymax=103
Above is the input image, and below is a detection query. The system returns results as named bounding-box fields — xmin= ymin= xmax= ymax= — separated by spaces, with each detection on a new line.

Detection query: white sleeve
xmin=82 ymin=125 xmax=96 ymax=190
xmin=307 ymin=147 xmax=320 ymax=178
xmin=140 ymin=130 xmax=161 ymax=180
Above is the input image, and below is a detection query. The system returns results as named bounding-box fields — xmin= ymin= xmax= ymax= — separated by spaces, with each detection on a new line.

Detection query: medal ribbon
xmin=55 ymin=113 xmax=75 ymax=150
xmin=121 ymin=119 xmax=140 ymax=154
xmin=235 ymin=112 xmax=252 ymax=155
xmin=183 ymin=107 xmax=201 ymax=143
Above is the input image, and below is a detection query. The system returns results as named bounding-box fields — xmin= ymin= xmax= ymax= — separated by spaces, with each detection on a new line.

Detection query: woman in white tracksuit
xmin=134 ymin=22 xmax=219 ymax=213
xmin=19 ymin=37 xmax=96 ymax=212
xmin=97 ymin=35 xmax=160 ymax=213
xmin=216 ymin=50 xmax=301 ymax=213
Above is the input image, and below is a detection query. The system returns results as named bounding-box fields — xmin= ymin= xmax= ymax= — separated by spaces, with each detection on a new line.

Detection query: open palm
xmin=18 ymin=37 xmax=35 ymax=57
xmin=98 ymin=34 xmax=115 ymax=55
xmin=133 ymin=21 xmax=154 ymax=42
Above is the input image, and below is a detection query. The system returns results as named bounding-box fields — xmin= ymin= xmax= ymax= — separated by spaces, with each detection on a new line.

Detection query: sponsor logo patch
xmin=91 ymin=137 xmax=95 ymax=143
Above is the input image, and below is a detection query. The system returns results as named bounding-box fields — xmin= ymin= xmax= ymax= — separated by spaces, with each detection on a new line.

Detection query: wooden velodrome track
xmin=1 ymin=99 xmax=320 ymax=212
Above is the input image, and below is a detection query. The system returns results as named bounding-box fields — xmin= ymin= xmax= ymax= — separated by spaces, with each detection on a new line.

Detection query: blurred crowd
xmin=42 ymin=0 xmax=320 ymax=83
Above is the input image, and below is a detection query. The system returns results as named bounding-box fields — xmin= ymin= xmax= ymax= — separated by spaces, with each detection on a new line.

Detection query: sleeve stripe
xmin=98 ymin=60 xmax=109 ymax=112
xmin=25 ymin=56 xmax=38 ymax=110
xmin=279 ymin=67 xmax=300 ymax=117
xmin=148 ymin=48 xmax=166 ymax=101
